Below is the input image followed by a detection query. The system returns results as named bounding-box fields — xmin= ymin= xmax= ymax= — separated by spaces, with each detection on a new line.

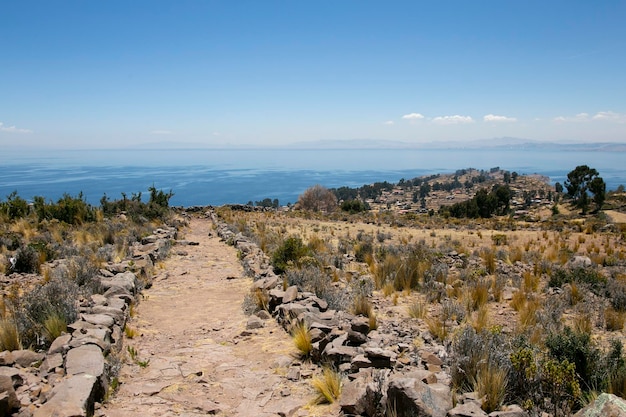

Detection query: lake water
xmin=1 ymin=148 xmax=624 ymax=207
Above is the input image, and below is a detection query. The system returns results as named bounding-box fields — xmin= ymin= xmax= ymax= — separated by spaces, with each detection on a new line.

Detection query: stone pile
xmin=0 ymin=227 xmax=178 ymax=417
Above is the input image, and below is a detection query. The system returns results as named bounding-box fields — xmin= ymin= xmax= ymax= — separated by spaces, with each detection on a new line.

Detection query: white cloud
xmin=483 ymin=114 xmax=517 ymax=123
xmin=383 ymin=120 xmax=394 ymax=125
xmin=150 ymin=130 xmax=173 ymax=135
xmin=554 ymin=111 xmax=626 ymax=123
xmin=0 ymin=122 xmax=32 ymax=133
xmin=432 ymin=115 xmax=474 ymax=125
xmin=553 ymin=113 xmax=589 ymax=122
xmin=401 ymin=113 xmax=425 ymax=120
xmin=592 ymin=111 xmax=626 ymax=122
xmin=212 ymin=132 xmax=221 ymax=136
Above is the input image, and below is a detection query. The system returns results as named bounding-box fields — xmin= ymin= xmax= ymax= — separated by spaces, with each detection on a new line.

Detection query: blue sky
xmin=1 ymin=1 xmax=625 ymax=148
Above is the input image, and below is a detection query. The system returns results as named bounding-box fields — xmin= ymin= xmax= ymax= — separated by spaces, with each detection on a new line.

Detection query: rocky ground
xmin=103 ymin=215 xmax=327 ymax=417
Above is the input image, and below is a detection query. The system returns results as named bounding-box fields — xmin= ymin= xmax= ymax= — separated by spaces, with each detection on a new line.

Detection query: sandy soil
xmin=103 ymin=216 xmax=324 ymax=417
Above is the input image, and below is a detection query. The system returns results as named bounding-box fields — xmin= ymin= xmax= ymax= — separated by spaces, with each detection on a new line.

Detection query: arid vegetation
xmin=2 ymin=165 xmax=625 ymax=415
xmin=219 ymin=166 xmax=626 ymax=416
xmin=0 ymin=189 xmax=174 ymax=382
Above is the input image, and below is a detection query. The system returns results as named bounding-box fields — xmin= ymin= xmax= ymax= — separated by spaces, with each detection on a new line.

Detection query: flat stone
xmin=324 ymin=345 xmax=359 ymax=365
xmin=488 ymin=404 xmax=529 ymax=417
xmin=65 ymin=345 xmax=104 ymax=377
xmin=283 ymin=286 xmax=299 ymax=303
xmin=90 ymin=305 xmax=126 ymax=325
xmin=420 ymin=350 xmax=443 ymax=366
xmin=0 ymin=367 xmax=23 ymax=386
xmin=0 ymin=375 xmax=19 ymax=410
xmin=365 ymin=347 xmax=397 ymax=368
xmin=48 ymin=334 xmax=73 ymax=355
xmin=350 ymin=354 xmax=372 ymax=370
xmin=81 ymin=313 xmax=115 ymax=328
xmin=351 ymin=317 xmax=370 ymax=335
xmin=246 ymin=315 xmax=264 ymax=330
xmin=0 ymin=351 xmax=14 ymax=366
xmin=255 ymin=310 xmax=272 ymax=320
xmin=339 ymin=378 xmax=369 ymax=416
xmin=100 ymin=271 xmax=138 ymax=294
xmin=449 ymin=401 xmax=489 ymax=417
xmin=387 ymin=377 xmax=452 ymax=417
xmin=40 ymin=353 xmax=64 ymax=374
xmin=11 ymin=350 xmax=44 ymax=368
xmin=90 ymin=294 xmax=108 ymax=306
xmin=106 ymin=296 xmax=128 ymax=311
xmin=33 ymin=374 xmax=99 ymax=417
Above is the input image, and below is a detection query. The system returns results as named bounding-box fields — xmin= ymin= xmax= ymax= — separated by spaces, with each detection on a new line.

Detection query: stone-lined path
xmin=103 ymin=215 xmax=317 ymax=416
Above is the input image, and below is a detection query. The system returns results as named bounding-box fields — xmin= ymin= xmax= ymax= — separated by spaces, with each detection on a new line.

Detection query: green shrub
xmin=1 ymin=191 xmax=30 ymax=220
xmin=340 ymin=199 xmax=369 ymax=213
xmin=549 ymin=267 xmax=606 ymax=294
xmin=545 ymin=326 xmax=602 ymax=391
xmin=510 ymin=345 xmax=581 ymax=416
xmin=271 ymin=236 xmax=309 ymax=274
xmin=34 ymin=193 xmax=96 ymax=225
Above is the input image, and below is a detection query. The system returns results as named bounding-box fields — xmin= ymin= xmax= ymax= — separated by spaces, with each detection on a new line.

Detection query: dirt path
xmin=103 ymin=216 xmax=317 ymax=417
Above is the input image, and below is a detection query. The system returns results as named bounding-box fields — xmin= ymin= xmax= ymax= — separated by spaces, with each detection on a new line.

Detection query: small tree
xmin=564 ymin=165 xmax=605 ymax=213
xmin=297 ymin=184 xmax=337 ymax=212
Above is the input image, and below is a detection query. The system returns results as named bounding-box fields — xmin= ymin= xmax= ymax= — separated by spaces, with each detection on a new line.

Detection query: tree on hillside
xmin=588 ymin=176 xmax=606 ymax=211
xmin=564 ymin=165 xmax=606 ymax=214
xmin=297 ymin=184 xmax=337 ymax=212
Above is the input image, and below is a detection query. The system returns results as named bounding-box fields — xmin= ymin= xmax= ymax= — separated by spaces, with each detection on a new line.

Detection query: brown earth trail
xmin=103 ymin=216 xmax=318 ymax=417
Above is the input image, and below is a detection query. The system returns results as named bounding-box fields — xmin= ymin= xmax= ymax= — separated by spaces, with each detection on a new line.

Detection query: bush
xmin=297 ymin=184 xmax=337 ymax=212
xmin=549 ymin=267 xmax=606 ymax=294
xmin=34 ymin=193 xmax=96 ymax=225
xmin=1 ymin=191 xmax=30 ymax=220
xmin=100 ymin=187 xmax=173 ymax=222
xmin=271 ymin=236 xmax=310 ymax=274
xmin=340 ymin=199 xmax=369 ymax=213
xmin=545 ymin=326 xmax=602 ymax=391
xmin=510 ymin=345 xmax=582 ymax=416
xmin=14 ymin=278 xmax=80 ymax=348
xmin=450 ymin=326 xmax=511 ymax=393
xmin=13 ymin=246 xmax=41 ymax=274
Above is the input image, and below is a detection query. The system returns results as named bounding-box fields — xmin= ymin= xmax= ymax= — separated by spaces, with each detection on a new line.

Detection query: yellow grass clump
xmin=311 ymin=367 xmax=343 ymax=404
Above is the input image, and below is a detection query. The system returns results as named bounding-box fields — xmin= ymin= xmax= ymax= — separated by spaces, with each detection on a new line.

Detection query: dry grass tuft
xmin=353 ymin=294 xmax=374 ymax=318
xmin=470 ymin=305 xmax=490 ymax=333
xmin=573 ymin=312 xmax=593 ymax=335
xmin=605 ymin=308 xmax=625 ymax=331
xmin=124 ymin=325 xmax=138 ymax=339
xmin=291 ymin=320 xmax=312 ymax=358
xmin=469 ymin=280 xmax=490 ymax=311
xmin=311 ymin=367 xmax=343 ymax=404
xmin=43 ymin=312 xmax=67 ymax=342
xmin=382 ymin=282 xmax=395 ymax=297
xmin=426 ymin=317 xmax=448 ymax=342
xmin=518 ymin=297 xmax=540 ymax=329
xmin=0 ymin=319 xmax=21 ymax=351
xmin=407 ymin=300 xmax=426 ymax=319
xmin=474 ymin=365 xmax=508 ymax=413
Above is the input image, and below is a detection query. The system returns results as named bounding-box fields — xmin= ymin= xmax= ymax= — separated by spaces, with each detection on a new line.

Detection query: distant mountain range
xmin=117 ymin=137 xmax=626 ymax=152
xmin=284 ymin=138 xmax=626 ymax=152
